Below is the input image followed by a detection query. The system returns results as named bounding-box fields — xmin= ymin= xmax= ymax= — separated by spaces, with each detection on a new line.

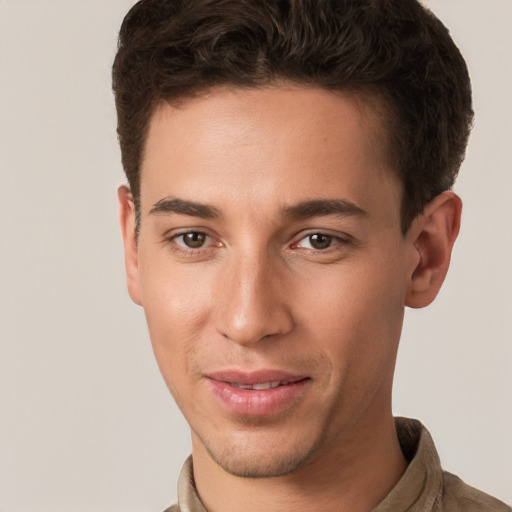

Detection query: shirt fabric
xmin=164 ymin=417 xmax=511 ymax=512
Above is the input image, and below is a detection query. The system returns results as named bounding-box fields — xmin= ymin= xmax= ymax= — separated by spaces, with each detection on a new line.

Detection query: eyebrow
xmin=283 ymin=199 xmax=368 ymax=220
xmin=149 ymin=197 xmax=222 ymax=219
xmin=149 ymin=197 xmax=367 ymax=221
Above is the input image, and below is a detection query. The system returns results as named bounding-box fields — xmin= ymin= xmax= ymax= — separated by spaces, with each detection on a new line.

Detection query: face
xmin=122 ymin=85 xmax=420 ymax=478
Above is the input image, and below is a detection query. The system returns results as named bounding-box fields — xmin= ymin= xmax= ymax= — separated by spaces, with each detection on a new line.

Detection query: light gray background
xmin=0 ymin=1 xmax=510 ymax=511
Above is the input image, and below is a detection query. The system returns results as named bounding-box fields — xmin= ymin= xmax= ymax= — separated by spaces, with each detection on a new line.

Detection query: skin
xmin=119 ymin=85 xmax=461 ymax=512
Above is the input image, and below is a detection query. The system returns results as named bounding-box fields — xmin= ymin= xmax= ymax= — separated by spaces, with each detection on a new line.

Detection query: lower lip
xmin=207 ymin=379 xmax=310 ymax=417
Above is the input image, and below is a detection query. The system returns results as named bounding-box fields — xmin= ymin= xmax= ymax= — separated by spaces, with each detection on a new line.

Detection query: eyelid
xmin=291 ymin=230 xmax=353 ymax=248
xmin=172 ymin=231 xmax=211 ymax=248
xmin=164 ymin=228 xmax=223 ymax=253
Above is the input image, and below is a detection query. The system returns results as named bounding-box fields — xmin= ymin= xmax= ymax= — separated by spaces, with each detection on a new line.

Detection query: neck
xmin=191 ymin=412 xmax=407 ymax=512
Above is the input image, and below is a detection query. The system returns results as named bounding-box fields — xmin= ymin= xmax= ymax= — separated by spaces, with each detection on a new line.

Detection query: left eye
xmin=296 ymin=233 xmax=336 ymax=250
xmin=174 ymin=231 xmax=211 ymax=249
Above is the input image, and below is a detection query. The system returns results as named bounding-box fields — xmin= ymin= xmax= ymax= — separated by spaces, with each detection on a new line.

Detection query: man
xmin=113 ymin=1 xmax=510 ymax=511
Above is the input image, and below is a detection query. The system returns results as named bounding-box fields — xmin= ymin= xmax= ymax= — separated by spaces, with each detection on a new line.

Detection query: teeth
xmin=253 ymin=381 xmax=282 ymax=390
xmin=231 ymin=381 xmax=284 ymax=390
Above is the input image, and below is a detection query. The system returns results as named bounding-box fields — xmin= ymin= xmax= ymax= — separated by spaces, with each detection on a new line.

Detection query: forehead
xmin=140 ymin=84 xmax=400 ymax=222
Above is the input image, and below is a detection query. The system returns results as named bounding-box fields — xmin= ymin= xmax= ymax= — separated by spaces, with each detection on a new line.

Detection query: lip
xmin=206 ymin=370 xmax=310 ymax=417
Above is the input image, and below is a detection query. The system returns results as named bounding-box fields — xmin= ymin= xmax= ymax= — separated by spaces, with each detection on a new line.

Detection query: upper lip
xmin=206 ymin=369 xmax=309 ymax=385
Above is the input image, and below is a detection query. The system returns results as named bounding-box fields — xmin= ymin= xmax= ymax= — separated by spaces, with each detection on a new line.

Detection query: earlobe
xmin=117 ymin=185 xmax=143 ymax=306
xmin=405 ymin=191 xmax=462 ymax=309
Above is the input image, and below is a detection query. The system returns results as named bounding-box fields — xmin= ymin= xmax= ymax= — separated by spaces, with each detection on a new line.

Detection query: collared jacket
xmin=164 ymin=418 xmax=511 ymax=512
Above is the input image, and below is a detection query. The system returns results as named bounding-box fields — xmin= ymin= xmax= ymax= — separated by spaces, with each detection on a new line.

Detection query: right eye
xmin=295 ymin=233 xmax=335 ymax=250
xmin=172 ymin=231 xmax=212 ymax=249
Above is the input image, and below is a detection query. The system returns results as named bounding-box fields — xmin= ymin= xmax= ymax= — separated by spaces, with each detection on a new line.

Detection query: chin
xmin=196 ymin=427 xmax=324 ymax=479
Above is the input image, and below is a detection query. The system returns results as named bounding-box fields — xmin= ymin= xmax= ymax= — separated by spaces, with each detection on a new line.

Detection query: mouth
xmin=205 ymin=370 xmax=310 ymax=416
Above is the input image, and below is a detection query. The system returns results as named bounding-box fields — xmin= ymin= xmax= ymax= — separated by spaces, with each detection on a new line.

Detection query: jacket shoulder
xmin=441 ymin=472 xmax=511 ymax=512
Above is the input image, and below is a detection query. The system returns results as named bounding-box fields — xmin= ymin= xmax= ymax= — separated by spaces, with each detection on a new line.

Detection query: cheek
xmin=137 ymin=260 xmax=214 ymax=392
xmin=302 ymin=254 xmax=406 ymax=384
xmin=138 ymin=244 xmax=215 ymax=325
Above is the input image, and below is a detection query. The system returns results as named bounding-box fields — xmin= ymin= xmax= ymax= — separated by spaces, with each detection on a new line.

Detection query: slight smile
xmin=206 ymin=370 xmax=311 ymax=417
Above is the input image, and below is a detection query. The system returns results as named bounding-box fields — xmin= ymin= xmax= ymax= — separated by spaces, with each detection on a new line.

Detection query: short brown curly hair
xmin=112 ymin=0 xmax=473 ymax=232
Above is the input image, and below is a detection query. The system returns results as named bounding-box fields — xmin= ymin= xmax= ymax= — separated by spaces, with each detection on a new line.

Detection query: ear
xmin=117 ymin=185 xmax=142 ymax=306
xmin=405 ymin=191 xmax=462 ymax=309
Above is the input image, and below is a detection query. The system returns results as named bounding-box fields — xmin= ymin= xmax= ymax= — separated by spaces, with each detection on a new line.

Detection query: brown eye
xmin=308 ymin=233 xmax=333 ymax=250
xmin=180 ymin=232 xmax=208 ymax=248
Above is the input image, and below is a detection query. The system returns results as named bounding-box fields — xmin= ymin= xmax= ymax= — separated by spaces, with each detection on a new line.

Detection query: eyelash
xmin=165 ymin=231 xmax=218 ymax=255
xmin=292 ymin=232 xmax=349 ymax=252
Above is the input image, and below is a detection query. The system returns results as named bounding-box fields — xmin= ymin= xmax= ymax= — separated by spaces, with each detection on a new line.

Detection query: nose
xmin=215 ymin=251 xmax=294 ymax=346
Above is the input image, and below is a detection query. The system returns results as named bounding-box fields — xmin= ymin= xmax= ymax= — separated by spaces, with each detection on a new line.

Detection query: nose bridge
xmin=216 ymin=245 xmax=292 ymax=345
